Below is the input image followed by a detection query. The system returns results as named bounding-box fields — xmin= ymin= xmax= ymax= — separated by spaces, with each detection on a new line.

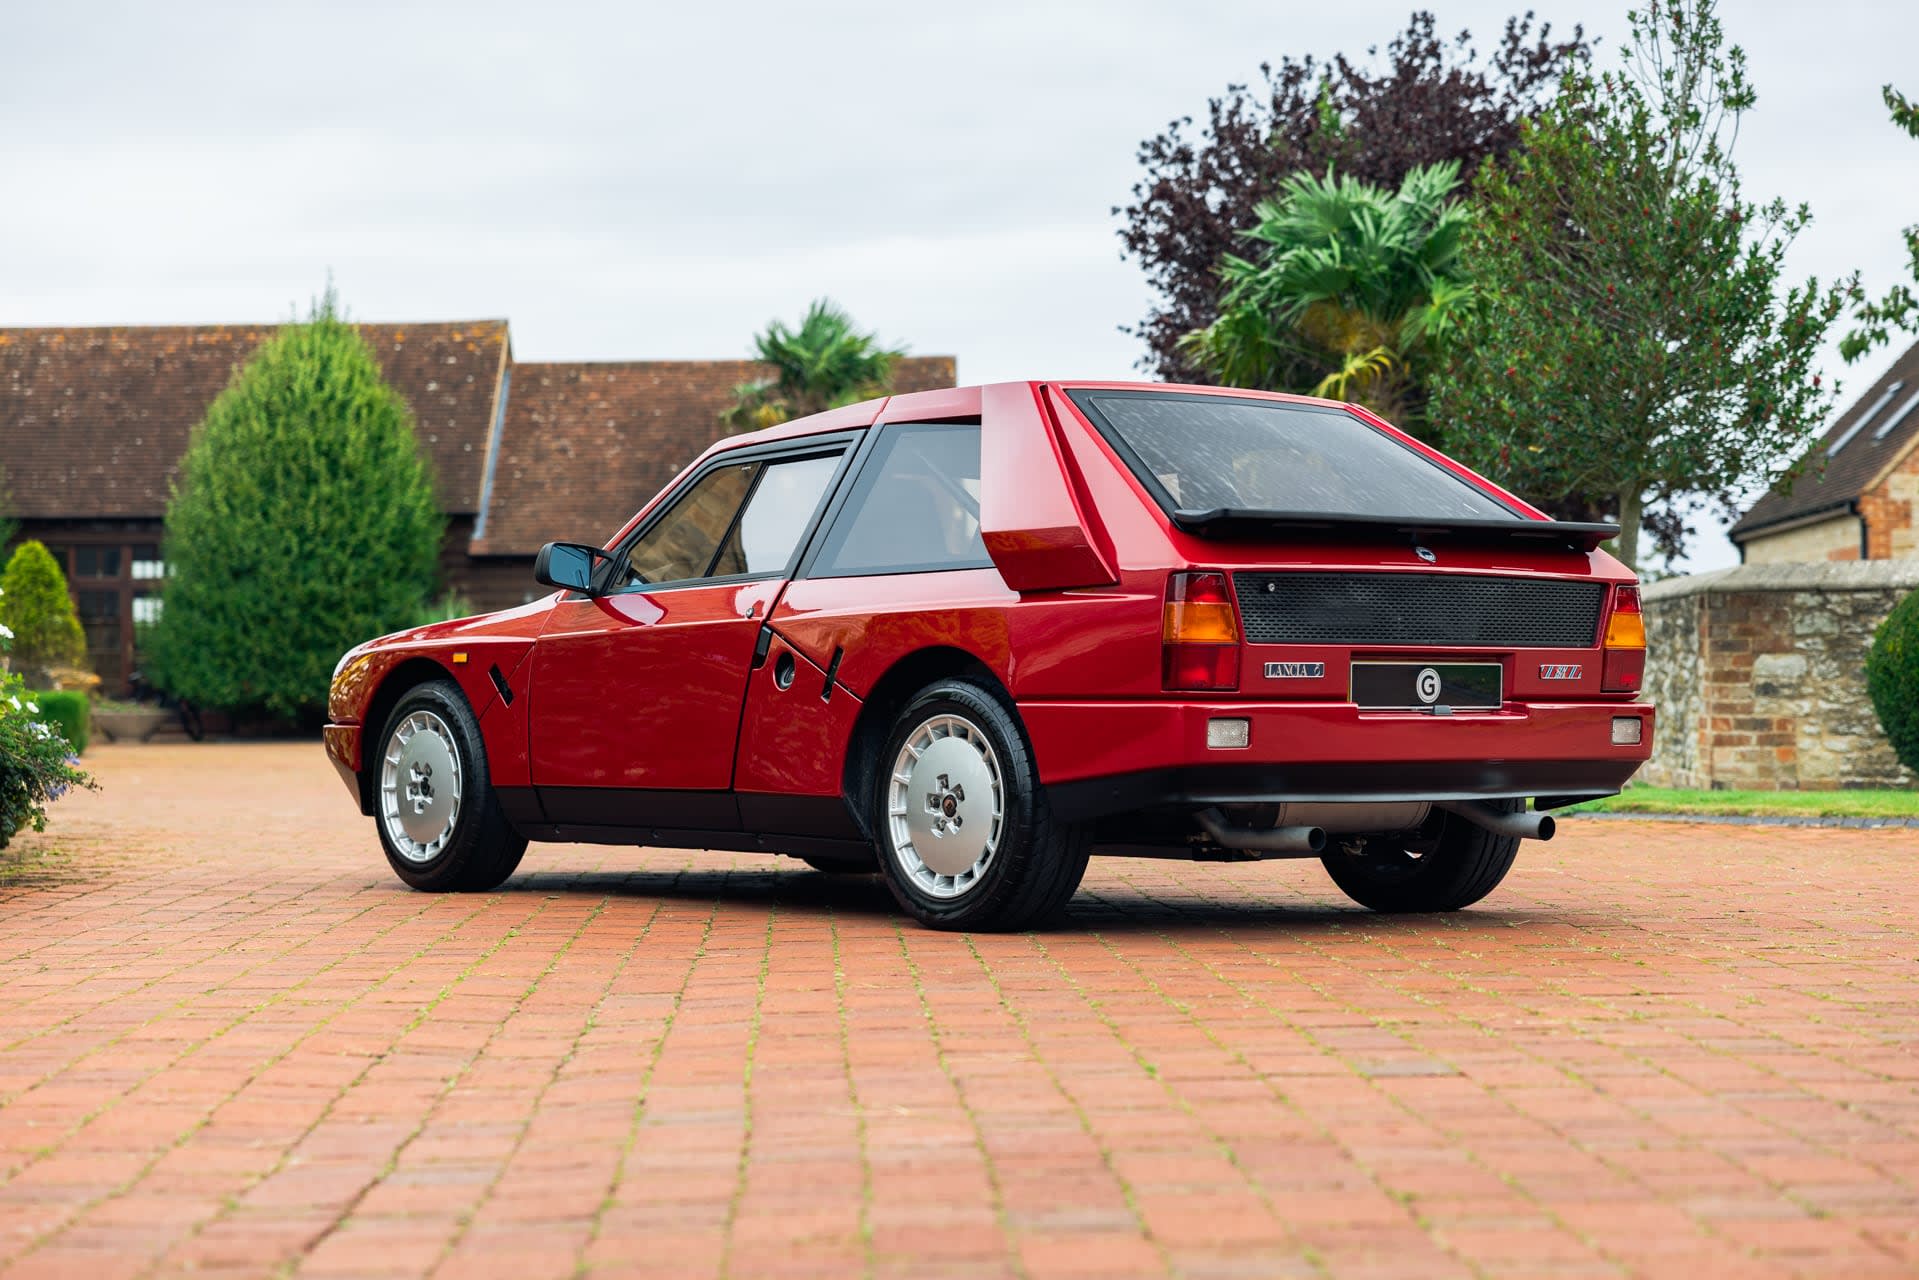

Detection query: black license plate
xmin=1351 ymin=662 xmax=1502 ymax=710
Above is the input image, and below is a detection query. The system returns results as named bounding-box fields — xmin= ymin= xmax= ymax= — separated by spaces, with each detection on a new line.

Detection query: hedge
xmin=1866 ymin=588 xmax=1919 ymax=773
xmin=30 ymin=691 xmax=89 ymax=755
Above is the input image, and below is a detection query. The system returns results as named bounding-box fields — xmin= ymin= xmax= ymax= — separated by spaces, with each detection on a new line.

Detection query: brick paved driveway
xmin=1 ymin=744 xmax=1916 ymax=1279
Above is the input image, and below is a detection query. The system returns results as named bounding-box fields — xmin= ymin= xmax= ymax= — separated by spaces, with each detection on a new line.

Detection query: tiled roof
xmin=0 ymin=321 xmax=509 ymax=519
xmin=1732 ymin=338 xmax=1919 ymax=540
xmin=470 ymin=356 xmax=958 ymax=557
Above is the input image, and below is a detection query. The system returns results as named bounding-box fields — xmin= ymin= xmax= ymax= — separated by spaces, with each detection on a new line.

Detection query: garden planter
xmin=93 ymin=708 xmax=171 ymax=744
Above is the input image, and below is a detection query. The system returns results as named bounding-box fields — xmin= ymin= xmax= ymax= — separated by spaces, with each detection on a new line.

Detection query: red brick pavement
xmin=1 ymin=743 xmax=1916 ymax=1278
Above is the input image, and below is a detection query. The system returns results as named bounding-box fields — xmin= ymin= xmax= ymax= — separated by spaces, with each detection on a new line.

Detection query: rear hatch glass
xmin=1066 ymin=390 xmax=1519 ymax=523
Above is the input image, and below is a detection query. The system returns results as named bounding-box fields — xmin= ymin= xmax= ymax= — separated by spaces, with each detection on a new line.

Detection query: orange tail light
xmin=1601 ymin=585 xmax=1645 ymax=693
xmin=1163 ymin=571 xmax=1239 ymax=691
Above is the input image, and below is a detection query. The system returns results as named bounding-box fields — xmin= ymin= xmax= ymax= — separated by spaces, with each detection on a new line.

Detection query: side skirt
xmin=495 ymin=786 xmax=869 ymax=862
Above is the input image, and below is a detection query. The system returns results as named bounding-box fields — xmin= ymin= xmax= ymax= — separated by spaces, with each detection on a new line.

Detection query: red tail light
xmin=1163 ymin=572 xmax=1239 ymax=691
xmin=1602 ymin=585 xmax=1646 ymax=693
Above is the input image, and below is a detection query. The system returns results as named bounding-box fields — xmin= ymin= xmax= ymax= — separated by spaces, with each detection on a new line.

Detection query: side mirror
xmin=533 ymin=541 xmax=610 ymax=595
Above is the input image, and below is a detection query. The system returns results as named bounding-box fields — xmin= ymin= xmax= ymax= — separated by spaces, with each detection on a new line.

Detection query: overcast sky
xmin=5 ymin=0 xmax=1917 ymax=571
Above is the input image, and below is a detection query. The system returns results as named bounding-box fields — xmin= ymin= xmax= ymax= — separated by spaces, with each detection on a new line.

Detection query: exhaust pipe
xmin=1434 ymin=801 xmax=1555 ymax=841
xmin=1194 ymin=807 xmax=1327 ymax=856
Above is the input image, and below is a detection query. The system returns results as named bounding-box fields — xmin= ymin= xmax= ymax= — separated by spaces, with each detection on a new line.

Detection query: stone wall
xmin=1640 ymin=560 xmax=1919 ymax=790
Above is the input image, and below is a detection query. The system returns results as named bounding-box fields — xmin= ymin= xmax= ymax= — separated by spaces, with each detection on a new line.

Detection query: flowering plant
xmin=0 ymin=665 xmax=92 ymax=850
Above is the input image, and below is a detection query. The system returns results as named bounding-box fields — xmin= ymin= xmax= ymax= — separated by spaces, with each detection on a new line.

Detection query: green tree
xmin=1842 ymin=86 xmax=1919 ymax=361
xmin=723 ymin=299 xmax=904 ymax=430
xmin=0 ymin=541 xmax=85 ymax=684
xmin=148 ymin=291 xmax=443 ymax=722
xmin=1180 ymin=162 xmax=1473 ymax=434
xmin=1428 ymin=0 xmax=1848 ymax=568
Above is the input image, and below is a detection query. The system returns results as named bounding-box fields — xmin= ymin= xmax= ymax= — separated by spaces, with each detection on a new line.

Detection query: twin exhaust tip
xmin=1196 ymin=801 xmax=1554 ymax=857
xmin=1194 ymin=808 xmax=1327 ymax=854
xmin=1433 ymin=801 xmax=1556 ymax=842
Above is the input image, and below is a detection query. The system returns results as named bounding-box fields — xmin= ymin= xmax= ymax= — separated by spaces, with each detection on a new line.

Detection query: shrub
xmin=414 ymin=591 xmax=476 ymax=627
xmin=30 ymin=691 xmax=88 ymax=754
xmin=147 ymin=290 xmax=444 ymax=722
xmin=0 ymin=671 xmax=92 ymax=850
xmin=1866 ymin=589 xmax=1919 ymax=773
xmin=0 ymin=541 xmax=85 ymax=684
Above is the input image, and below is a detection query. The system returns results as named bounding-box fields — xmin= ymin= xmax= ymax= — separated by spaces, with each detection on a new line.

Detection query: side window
xmin=621 ymin=462 xmax=758 ymax=588
xmin=618 ymin=449 xmax=845 ymax=589
xmin=811 ymin=424 xmax=989 ymax=577
xmin=710 ymin=453 xmax=842 ymax=577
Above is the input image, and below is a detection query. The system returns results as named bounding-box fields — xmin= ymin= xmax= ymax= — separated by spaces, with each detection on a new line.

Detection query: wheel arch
xmin=841 ymin=645 xmax=1012 ymax=842
xmin=355 ymin=657 xmax=466 ymax=815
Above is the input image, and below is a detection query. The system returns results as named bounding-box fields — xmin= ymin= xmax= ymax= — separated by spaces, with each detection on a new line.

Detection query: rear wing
xmin=1171 ymin=508 xmax=1620 ymax=553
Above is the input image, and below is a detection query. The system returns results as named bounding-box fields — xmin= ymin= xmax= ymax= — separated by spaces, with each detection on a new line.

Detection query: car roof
xmin=711 ymin=380 xmax=1356 ymax=456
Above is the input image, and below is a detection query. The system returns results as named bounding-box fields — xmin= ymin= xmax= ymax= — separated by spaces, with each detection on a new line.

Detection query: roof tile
xmin=470 ymin=356 xmax=957 ymax=557
xmin=1733 ymin=337 xmax=1919 ymax=540
xmin=0 ymin=321 xmax=508 ymax=518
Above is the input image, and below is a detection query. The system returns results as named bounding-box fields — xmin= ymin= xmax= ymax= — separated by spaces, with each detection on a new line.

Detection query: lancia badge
xmin=1264 ymin=661 xmax=1326 ymax=679
xmin=1414 ymin=545 xmax=1437 ymax=563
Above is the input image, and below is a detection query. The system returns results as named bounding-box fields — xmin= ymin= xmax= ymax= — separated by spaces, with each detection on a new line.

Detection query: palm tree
xmin=723 ymin=300 xmax=906 ymax=430
xmin=1181 ymin=162 xmax=1471 ymax=433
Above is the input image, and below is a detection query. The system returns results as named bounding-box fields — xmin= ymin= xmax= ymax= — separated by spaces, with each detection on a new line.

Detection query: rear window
xmin=1068 ymin=390 xmax=1519 ymax=522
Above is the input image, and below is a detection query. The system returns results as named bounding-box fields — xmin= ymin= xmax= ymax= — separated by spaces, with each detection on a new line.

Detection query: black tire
xmin=1320 ymin=801 xmax=1521 ymax=912
xmin=870 ymin=678 xmax=1090 ymax=932
xmin=372 ymin=680 xmax=527 ymax=893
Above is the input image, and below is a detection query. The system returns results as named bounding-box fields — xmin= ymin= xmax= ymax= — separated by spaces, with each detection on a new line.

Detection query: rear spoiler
xmin=1170 ymin=508 xmax=1620 ymax=552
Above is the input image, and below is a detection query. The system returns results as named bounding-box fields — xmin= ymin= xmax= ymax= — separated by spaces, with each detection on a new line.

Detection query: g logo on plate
xmin=1415 ymin=667 xmax=1442 ymax=704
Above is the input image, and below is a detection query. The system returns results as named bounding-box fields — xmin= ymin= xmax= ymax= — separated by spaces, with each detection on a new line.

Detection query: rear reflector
xmin=1207 ymin=718 xmax=1250 ymax=749
xmin=1164 ymin=571 xmax=1239 ymax=691
xmin=1602 ymin=647 xmax=1645 ymax=693
xmin=1602 ymin=585 xmax=1645 ymax=692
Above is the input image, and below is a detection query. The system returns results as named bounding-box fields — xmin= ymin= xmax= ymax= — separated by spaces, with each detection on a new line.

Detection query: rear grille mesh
xmin=1234 ymin=572 xmax=1605 ymax=648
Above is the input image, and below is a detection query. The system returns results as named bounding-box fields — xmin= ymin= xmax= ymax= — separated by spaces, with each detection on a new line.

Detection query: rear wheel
xmin=1320 ymin=801 xmax=1521 ymax=912
xmin=872 ymin=679 xmax=1089 ymax=931
xmin=374 ymin=680 xmax=527 ymax=892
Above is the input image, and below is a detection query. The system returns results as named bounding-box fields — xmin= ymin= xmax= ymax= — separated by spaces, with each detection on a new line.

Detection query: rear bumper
xmin=324 ymin=723 xmax=362 ymax=805
xmin=1019 ymin=699 xmax=1654 ymax=822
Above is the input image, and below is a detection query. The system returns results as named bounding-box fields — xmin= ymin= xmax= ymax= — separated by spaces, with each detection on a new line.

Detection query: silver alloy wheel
xmin=886 ymin=712 xmax=1004 ymax=899
xmin=379 ymin=710 xmax=463 ymax=863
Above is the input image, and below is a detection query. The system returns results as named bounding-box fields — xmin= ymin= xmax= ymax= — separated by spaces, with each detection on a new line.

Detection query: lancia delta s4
xmin=326 ymin=383 xmax=1652 ymax=930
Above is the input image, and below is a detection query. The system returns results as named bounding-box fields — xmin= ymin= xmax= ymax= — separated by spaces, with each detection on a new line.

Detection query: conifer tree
xmin=149 ymin=290 xmax=443 ymax=720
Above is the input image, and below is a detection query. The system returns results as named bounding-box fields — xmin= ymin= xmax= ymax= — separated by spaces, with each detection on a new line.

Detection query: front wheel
xmin=1320 ymin=801 xmax=1522 ymax=913
xmin=374 ymin=680 xmax=527 ymax=892
xmin=871 ymin=679 xmax=1089 ymax=931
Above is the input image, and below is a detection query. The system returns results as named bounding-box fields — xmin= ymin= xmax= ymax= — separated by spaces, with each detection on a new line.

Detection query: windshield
xmin=1067 ymin=391 xmax=1519 ymax=522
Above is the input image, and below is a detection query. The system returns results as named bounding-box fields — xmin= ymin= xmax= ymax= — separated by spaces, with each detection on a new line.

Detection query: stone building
xmin=1731 ymin=337 xmax=1919 ymax=562
xmin=1636 ymin=339 xmax=1919 ymax=790
xmin=1638 ymin=561 xmax=1918 ymax=790
xmin=0 ymin=322 xmax=955 ymax=690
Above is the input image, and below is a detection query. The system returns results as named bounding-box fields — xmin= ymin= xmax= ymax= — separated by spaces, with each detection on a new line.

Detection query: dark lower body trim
xmin=496 ymin=786 xmax=866 ymax=856
xmin=1047 ymin=760 xmax=1638 ymax=824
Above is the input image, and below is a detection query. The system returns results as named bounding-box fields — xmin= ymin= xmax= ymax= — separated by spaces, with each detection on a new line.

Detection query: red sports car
xmin=326 ymin=382 xmax=1652 ymax=930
